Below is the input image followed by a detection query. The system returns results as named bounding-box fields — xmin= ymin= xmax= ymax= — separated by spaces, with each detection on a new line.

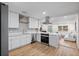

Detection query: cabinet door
xmin=49 ymin=35 xmax=59 ymax=48
xmin=26 ymin=38 xmax=31 ymax=44
xmin=8 ymin=37 xmax=12 ymax=51
xmin=37 ymin=34 xmax=41 ymax=42
xmin=17 ymin=38 xmax=22 ymax=47
xmin=19 ymin=37 xmax=26 ymax=46
xmin=23 ymin=38 xmax=27 ymax=45
xmin=29 ymin=18 xmax=38 ymax=28
xmin=8 ymin=11 xmax=19 ymax=28
xmin=15 ymin=37 xmax=21 ymax=48
xmin=26 ymin=35 xmax=32 ymax=44
xmin=22 ymin=38 xmax=27 ymax=46
xmin=11 ymin=37 xmax=17 ymax=49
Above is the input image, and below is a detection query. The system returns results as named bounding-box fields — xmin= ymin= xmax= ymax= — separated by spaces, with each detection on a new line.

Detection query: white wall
xmin=52 ymin=14 xmax=78 ymax=32
xmin=76 ymin=14 xmax=79 ymax=48
xmin=40 ymin=14 xmax=77 ymax=33
xmin=41 ymin=23 xmax=75 ymax=33
xmin=52 ymin=23 xmax=75 ymax=33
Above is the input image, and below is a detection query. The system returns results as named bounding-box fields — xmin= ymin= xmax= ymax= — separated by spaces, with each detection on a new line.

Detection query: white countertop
xmin=37 ymin=32 xmax=59 ymax=35
xmin=8 ymin=31 xmax=59 ymax=37
xmin=8 ymin=32 xmax=32 ymax=37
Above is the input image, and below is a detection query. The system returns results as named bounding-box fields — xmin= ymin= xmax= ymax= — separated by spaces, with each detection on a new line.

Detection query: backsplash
xmin=8 ymin=28 xmax=21 ymax=33
xmin=27 ymin=28 xmax=38 ymax=32
xmin=8 ymin=28 xmax=38 ymax=33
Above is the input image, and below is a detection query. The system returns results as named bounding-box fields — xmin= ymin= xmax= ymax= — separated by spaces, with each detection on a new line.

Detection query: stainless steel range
xmin=41 ymin=33 xmax=49 ymax=45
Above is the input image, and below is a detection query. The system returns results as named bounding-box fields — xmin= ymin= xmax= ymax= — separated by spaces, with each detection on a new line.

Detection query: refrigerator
xmin=0 ymin=3 xmax=8 ymax=56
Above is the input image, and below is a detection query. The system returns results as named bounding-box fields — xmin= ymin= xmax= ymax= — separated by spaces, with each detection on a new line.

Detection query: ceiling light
xmin=42 ymin=11 xmax=46 ymax=15
xmin=64 ymin=16 xmax=67 ymax=18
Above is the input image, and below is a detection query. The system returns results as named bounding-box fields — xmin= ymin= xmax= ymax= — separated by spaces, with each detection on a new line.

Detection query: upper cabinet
xmin=29 ymin=17 xmax=38 ymax=28
xmin=19 ymin=15 xmax=29 ymax=32
xmin=8 ymin=11 xmax=19 ymax=28
xmin=19 ymin=14 xmax=29 ymax=24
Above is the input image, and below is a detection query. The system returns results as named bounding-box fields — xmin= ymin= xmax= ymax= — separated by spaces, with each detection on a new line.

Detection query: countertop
xmin=8 ymin=31 xmax=59 ymax=37
xmin=8 ymin=32 xmax=32 ymax=37
xmin=40 ymin=32 xmax=59 ymax=35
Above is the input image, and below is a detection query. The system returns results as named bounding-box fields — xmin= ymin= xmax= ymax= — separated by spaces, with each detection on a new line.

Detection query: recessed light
xmin=64 ymin=16 xmax=67 ymax=18
xmin=42 ymin=11 xmax=46 ymax=15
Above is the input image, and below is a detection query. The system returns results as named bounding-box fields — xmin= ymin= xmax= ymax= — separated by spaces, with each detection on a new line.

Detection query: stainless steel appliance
xmin=41 ymin=33 xmax=49 ymax=45
xmin=43 ymin=16 xmax=52 ymax=24
xmin=0 ymin=3 xmax=8 ymax=56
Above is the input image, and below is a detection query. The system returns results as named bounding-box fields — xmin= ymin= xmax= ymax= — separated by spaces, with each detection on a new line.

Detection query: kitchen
xmin=1 ymin=2 xmax=79 ymax=56
xmin=8 ymin=11 xmax=60 ymax=51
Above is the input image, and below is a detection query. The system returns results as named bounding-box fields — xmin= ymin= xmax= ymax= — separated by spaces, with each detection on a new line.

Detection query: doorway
xmin=58 ymin=23 xmax=77 ymax=48
xmin=59 ymin=36 xmax=77 ymax=48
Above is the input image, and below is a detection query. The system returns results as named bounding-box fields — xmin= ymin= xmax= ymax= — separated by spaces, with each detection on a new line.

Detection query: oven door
xmin=41 ymin=34 xmax=49 ymax=44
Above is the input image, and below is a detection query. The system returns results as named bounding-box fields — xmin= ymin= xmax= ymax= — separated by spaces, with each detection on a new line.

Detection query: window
xmin=63 ymin=26 xmax=68 ymax=31
xmin=58 ymin=26 xmax=63 ymax=31
xmin=58 ymin=26 xmax=68 ymax=31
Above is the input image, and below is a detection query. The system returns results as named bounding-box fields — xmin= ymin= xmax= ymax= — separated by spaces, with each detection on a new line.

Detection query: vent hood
xmin=43 ymin=16 xmax=52 ymax=24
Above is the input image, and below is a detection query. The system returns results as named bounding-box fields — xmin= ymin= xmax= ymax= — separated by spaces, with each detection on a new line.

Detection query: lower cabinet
xmin=8 ymin=34 xmax=32 ymax=51
xmin=11 ymin=37 xmax=17 ymax=49
xmin=8 ymin=37 xmax=12 ymax=50
xmin=37 ymin=33 xmax=41 ymax=42
xmin=14 ymin=37 xmax=21 ymax=49
xmin=20 ymin=37 xmax=27 ymax=46
xmin=49 ymin=35 xmax=59 ymax=48
xmin=26 ymin=38 xmax=31 ymax=44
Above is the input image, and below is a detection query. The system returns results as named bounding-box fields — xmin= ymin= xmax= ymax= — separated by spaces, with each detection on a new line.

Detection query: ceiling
xmin=4 ymin=2 xmax=79 ymax=23
xmin=7 ymin=2 xmax=79 ymax=19
xmin=50 ymin=14 xmax=77 ymax=24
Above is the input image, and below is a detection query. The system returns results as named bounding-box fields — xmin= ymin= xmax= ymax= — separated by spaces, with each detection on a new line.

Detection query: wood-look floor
xmin=59 ymin=38 xmax=77 ymax=48
xmin=9 ymin=42 xmax=79 ymax=56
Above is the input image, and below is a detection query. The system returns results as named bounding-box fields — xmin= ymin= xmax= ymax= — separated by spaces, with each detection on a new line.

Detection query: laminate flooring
xmin=9 ymin=42 xmax=79 ymax=56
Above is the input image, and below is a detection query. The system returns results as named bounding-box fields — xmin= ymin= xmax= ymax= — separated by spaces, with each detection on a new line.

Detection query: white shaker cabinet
xmin=26 ymin=37 xmax=32 ymax=44
xmin=14 ymin=37 xmax=21 ymax=48
xmin=26 ymin=34 xmax=32 ymax=44
xmin=18 ymin=34 xmax=32 ymax=47
xmin=49 ymin=35 xmax=59 ymax=48
xmin=11 ymin=37 xmax=17 ymax=49
xmin=20 ymin=36 xmax=27 ymax=46
xmin=29 ymin=18 xmax=38 ymax=28
xmin=8 ymin=37 xmax=12 ymax=50
xmin=8 ymin=11 xmax=19 ymax=28
xmin=8 ymin=34 xmax=32 ymax=51
xmin=9 ymin=36 xmax=20 ymax=50
xmin=37 ymin=33 xmax=41 ymax=42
